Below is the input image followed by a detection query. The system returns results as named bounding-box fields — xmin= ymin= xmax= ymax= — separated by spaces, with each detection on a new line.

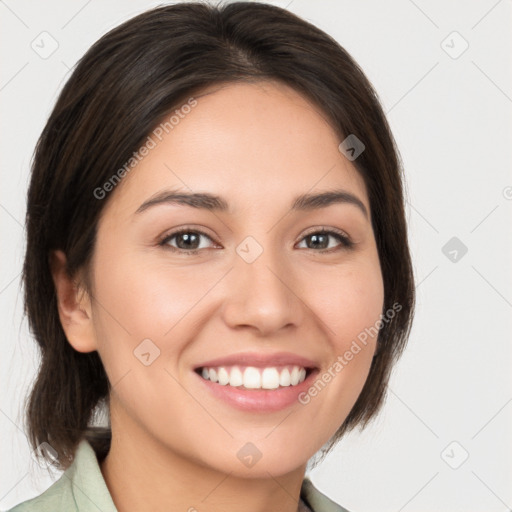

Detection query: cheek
xmin=89 ymin=246 xmax=229 ymax=392
xmin=91 ymin=246 xmax=212 ymax=339
xmin=306 ymin=256 xmax=384 ymax=349
xmin=297 ymin=255 xmax=384 ymax=428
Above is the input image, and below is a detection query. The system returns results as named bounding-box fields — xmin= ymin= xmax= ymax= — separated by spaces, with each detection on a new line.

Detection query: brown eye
xmin=160 ymin=228 xmax=216 ymax=254
xmin=297 ymin=229 xmax=353 ymax=252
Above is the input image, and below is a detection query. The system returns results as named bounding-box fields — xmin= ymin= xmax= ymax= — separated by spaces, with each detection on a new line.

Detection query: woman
xmin=9 ymin=2 xmax=414 ymax=511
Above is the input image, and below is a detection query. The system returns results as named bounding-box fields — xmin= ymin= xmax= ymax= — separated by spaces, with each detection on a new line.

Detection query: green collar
xmin=9 ymin=439 xmax=349 ymax=512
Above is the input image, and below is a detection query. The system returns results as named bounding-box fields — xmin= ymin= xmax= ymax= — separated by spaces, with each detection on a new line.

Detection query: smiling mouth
xmin=195 ymin=365 xmax=314 ymax=390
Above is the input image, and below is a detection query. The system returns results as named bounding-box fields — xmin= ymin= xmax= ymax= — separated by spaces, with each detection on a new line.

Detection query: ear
xmin=49 ymin=249 xmax=98 ymax=353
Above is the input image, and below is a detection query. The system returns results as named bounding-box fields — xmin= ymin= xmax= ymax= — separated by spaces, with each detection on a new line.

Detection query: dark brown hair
xmin=22 ymin=0 xmax=415 ymax=470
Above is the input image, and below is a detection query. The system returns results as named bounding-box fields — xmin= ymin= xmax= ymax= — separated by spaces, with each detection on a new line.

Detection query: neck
xmin=99 ymin=420 xmax=308 ymax=512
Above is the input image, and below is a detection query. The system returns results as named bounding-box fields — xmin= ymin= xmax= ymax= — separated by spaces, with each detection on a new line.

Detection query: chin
xmin=194 ymin=436 xmax=317 ymax=479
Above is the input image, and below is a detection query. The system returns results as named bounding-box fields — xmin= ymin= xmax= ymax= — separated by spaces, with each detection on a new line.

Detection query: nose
xmin=221 ymin=239 xmax=305 ymax=337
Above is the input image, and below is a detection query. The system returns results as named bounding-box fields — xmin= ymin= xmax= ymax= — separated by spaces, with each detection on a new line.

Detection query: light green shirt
xmin=7 ymin=439 xmax=349 ymax=512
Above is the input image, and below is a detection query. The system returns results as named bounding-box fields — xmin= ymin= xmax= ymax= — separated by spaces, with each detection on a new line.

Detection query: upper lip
xmin=194 ymin=351 xmax=319 ymax=370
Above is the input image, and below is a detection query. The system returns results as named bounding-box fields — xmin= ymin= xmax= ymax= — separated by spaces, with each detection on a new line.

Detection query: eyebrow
xmin=134 ymin=188 xmax=368 ymax=219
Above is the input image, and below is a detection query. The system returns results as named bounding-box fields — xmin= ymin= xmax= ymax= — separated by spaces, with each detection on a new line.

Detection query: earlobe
xmin=49 ymin=249 xmax=98 ymax=353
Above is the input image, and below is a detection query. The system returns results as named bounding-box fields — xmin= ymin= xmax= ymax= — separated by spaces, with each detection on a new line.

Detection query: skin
xmin=50 ymin=80 xmax=384 ymax=512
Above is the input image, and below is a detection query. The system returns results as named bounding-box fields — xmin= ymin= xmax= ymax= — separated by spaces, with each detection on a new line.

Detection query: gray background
xmin=1 ymin=1 xmax=511 ymax=511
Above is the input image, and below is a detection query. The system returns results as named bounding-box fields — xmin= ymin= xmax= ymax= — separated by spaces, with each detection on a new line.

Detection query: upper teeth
xmin=200 ymin=366 xmax=307 ymax=389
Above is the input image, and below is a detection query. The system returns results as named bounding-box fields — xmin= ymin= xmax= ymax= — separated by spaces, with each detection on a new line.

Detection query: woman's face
xmin=80 ymin=81 xmax=384 ymax=477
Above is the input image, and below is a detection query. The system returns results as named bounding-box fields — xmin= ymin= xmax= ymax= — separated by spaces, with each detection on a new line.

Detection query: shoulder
xmin=6 ymin=439 xmax=116 ymax=512
xmin=6 ymin=467 xmax=77 ymax=511
xmin=7 ymin=443 xmax=350 ymax=512
xmin=301 ymin=477 xmax=353 ymax=512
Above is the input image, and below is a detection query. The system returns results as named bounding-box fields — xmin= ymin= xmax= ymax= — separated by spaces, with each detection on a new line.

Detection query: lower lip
xmin=195 ymin=369 xmax=319 ymax=412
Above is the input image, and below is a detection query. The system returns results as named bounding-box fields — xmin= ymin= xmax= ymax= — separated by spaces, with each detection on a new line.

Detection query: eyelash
xmin=158 ymin=226 xmax=354 ymax=256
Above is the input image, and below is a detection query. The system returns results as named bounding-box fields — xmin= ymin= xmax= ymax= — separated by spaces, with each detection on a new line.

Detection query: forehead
xmin=100 ymin=80 xmax=369 ymax=221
